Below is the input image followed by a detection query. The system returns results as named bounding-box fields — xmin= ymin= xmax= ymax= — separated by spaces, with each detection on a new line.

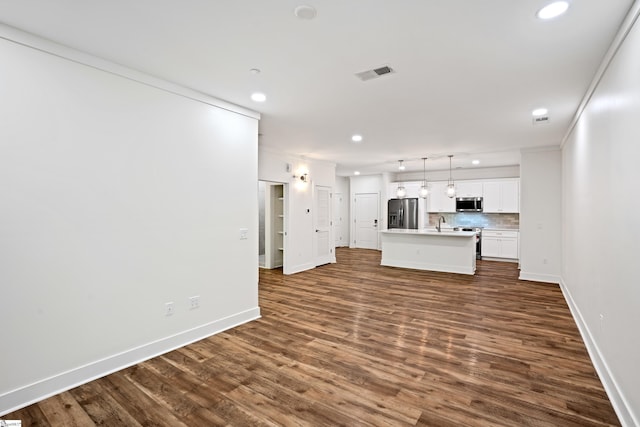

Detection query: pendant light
xmin=446 ymin=154 xmax=456 ymax=198
xmin=419 ymin=157 xmax=429 ymax=198
xmin=396 ymin=183 xmax=407 ymax=198
xmin=396 ymin=159 xmax=407 ymax=197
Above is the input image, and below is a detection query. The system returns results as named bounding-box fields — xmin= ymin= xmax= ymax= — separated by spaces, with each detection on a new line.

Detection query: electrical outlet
xmin=239 ymin=228 xmax=248 ymax=240
xmin=165 ymin=302 xmax=175 ymax=316
xmin=189 ymin=295 xmax=200 ymax=310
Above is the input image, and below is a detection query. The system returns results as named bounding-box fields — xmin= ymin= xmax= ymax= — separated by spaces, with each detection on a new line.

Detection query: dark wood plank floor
xmin=5 ymin=248 xmax=620 ymax=426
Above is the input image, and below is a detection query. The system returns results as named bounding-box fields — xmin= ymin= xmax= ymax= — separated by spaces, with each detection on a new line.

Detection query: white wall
xmin=562 ymin=9 xmax=640 ymax=426
xmin=0 ymin=28 xmax=260 ymax=414
xmin=519 ymin=148 xmax=562 ymax=283
xmin=258 ymin=148 xmax=336 ymax=274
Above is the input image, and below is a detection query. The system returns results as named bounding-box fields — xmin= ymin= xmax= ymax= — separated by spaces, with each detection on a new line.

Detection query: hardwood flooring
xmin=5 ymin=248 xmax=619 ymax=426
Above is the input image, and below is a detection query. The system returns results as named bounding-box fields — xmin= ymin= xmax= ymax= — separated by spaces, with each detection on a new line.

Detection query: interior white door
xmin=314 ymin=186 xmax=333 ymax=266
xmin=354 ymin=193 xmax=379 ymax=249
xmin=333 ymin=192 xmax=345 ymax=247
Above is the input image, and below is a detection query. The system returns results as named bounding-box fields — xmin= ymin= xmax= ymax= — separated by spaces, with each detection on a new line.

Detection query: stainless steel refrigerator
xmin=388 ymin=198 xmax=418 ymax=229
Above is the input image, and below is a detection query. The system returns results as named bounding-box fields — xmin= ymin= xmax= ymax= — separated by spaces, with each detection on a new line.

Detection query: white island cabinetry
xmin=380 ymin=229 xmax=476 ymax=275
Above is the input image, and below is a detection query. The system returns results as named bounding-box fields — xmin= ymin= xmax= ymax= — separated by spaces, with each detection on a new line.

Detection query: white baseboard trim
xmin=519 ymin=271 xmax=561 ymax=284
xmin=559 ymin=279 xmax=637 ymax=427
xmin=481 ymin=256 xmax=518 ymax=263
xmin=0 ymin=307 xmax=261 ymax=417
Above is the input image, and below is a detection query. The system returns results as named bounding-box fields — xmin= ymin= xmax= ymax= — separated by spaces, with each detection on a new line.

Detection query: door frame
xmin=313 ymin=185 xmax=334 ymax=266
xmin=258 ymin=180 xmax=289 ymax=271
xmin=351 ymin=192 xmax=380 ymax=250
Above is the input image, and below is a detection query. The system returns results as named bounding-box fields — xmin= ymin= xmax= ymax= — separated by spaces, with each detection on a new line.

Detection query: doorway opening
xmin=259 ymin=181 xmax=286 ymax=269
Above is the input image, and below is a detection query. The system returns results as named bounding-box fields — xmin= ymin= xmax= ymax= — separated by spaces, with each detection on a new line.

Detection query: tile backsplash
xmin=427 ymin=212 xmax=519 ymax=229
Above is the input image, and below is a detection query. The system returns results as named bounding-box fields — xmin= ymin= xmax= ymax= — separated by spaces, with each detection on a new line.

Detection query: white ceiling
xmin=0 ymin=0 xmax=634 ymax=175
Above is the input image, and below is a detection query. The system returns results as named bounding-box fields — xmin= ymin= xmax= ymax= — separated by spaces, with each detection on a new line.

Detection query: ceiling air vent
xmin=355 ymin=65 xmax=395 ymax=81
xmin=533 ymin=115 xmax=550 ymax=125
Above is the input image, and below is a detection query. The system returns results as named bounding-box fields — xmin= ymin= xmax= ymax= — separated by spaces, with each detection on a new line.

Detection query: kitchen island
xmin=380 ymin=228 xmax=477 ymax=275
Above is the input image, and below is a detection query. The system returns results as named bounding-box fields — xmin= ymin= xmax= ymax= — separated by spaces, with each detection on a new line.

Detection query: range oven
xmin=455 ymin=227 xmax=483 ymax=259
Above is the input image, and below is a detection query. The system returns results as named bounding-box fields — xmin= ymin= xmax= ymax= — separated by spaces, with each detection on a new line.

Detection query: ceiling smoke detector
xmin=355 ymin=65 xmax=395 ymax=82
xmin=294 ymin=5 xmax=317 ymax=20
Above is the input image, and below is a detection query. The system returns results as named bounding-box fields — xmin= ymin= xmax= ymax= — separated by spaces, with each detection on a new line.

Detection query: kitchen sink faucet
xmin=437 ymin=216 xmax=446 ymax=232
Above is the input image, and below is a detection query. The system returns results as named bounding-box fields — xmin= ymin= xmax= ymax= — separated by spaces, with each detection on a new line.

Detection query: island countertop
xmin=379 ymin=228 xmax=476 ymax=275
xmin=380 ymin=228 xmax=476 ymax=237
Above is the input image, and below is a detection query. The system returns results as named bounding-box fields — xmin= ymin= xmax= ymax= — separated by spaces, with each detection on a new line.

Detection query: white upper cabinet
xmin=427 ymin=182 xmax=456 ymax=213
xmin=483 ymin=179 xmax=519 ymax=213
xmin=455 ymin=181 xmax=483 ymax=198
xmin=395 ymin=178 xmax=518 ymax=213
xmin=404 ymin=181 xmax=422 ymax=199
xmin=388 ymin=183 xmax=402 ymax=199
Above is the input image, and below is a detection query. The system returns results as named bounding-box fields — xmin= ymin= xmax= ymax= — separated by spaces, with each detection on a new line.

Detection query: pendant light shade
xmin=419 ymin=157 xmax=429 ymax=198
xmin=446 ymin=155 xmax=456 ymax=198
xmin=396 ymin=184 xmax=407 ymax=198
xmin=446 ymin=183 xmax=456 ymax=198
xmin=396 ymin=159 xmax=407 ymax=197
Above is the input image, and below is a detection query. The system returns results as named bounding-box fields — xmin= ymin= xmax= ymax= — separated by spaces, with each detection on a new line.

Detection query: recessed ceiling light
xmin=351 ymin=134 xmax=363 ymax=143
xmin=532 ymin=107 xmax=548 ymax=116
xmin=536 ymin=1 xmax=569 ymax=20
xmin=472 ymin=160 xmax=480 ymax=165
xmin=294 ymin=5 xmax=317 ymax=20
xmin=249 ymin=68 xmax=261 ymax=75
xmin=354 ymin=171 xmax=361 ymax=175
xmin=250 ymin=92 xmax=266 ymax=102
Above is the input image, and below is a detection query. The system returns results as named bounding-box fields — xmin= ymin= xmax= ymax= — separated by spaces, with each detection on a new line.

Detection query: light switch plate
xmin=239 ymin=228 xmax=248 ymax=240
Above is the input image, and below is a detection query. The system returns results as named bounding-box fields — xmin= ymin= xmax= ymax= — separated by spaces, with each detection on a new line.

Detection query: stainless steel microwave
xmin=456 ymin=197 xmax=483 ymax=212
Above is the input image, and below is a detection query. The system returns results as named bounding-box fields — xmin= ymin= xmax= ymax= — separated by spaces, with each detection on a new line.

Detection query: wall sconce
xmin=294 ymin=172 xmax=309 ymax=183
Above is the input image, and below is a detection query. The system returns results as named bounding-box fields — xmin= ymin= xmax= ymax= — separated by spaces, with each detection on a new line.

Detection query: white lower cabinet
xmin=481 ymin=230 xmax=519 ymax=259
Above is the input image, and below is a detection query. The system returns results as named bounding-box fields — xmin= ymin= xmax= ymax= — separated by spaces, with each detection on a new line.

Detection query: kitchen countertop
xmin=482 ymin=228 xmax=520 ymax=231
xmin=380 ymin=228 xmax=476 ymax=237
